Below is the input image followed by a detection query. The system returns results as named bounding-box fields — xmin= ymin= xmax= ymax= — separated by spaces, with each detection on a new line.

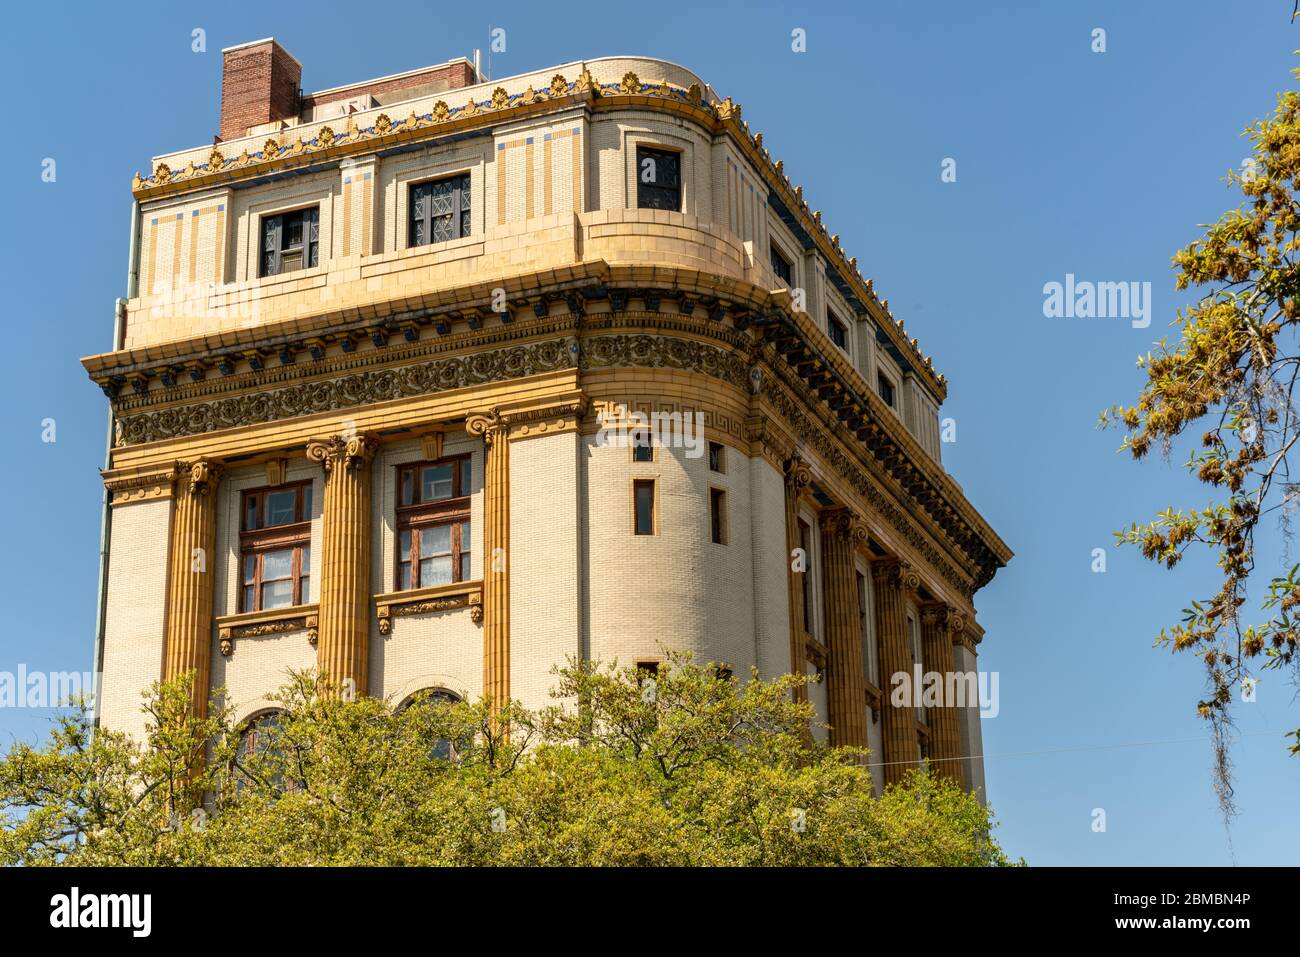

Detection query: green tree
xmin=1105 ymin=60 xmax=1300 ymax=814
xmin=0 ymin=655 xmax=1011 ymax=866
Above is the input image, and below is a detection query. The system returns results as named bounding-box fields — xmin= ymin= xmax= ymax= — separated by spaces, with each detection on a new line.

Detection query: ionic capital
xmin=818 ymin=506 xmax=868 ymax=545
xmin=178 ymin=459 xmax=223 ymax=497
xmin=920 ymin=601 xmax=967 ymax=636
xmin=870 ymin=556 xmax=920 ymax=592
xmin=465 ymin=408 xmax=508 ymax=445
xmin=305 ymin=433 xmax=378 ymax=473
xmin=783 ymin=454 xmax=813 ymax=493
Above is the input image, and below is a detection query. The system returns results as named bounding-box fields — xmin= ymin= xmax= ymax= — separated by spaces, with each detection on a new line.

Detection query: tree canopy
xmin=1105 ymin=61 xmax=1300 ymax=813
xmin=0 ymin=656 xmax=1010 ymax=867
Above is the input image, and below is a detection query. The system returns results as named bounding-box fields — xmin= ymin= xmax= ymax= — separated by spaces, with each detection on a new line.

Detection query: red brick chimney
xmin=219 ymin=38 xmax=302 ymax=142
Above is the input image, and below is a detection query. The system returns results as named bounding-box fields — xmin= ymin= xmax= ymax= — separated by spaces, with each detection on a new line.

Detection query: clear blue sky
xmin=1 ymin=0 xmax=1297 ymax=865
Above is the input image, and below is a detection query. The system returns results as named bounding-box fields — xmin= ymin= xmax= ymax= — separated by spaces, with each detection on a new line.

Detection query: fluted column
xmin=468 ymin=410 xmax=510 ymax=715
xmin=819 ymin=508 xmax=869 ymax=750
xmin=920 ymin=602 xmax=966 ymax=786
xmin=782 ymin=456 xmax=812 ymax=699
xmin=306 ymin=433 xmax=377 ymax=698
xmin=163 ymin=460 xmax=223 ymax=717
xmin=871 ymin=557 xmax=921 ymax=786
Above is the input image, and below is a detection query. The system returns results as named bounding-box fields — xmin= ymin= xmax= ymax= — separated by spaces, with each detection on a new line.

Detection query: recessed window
xmin=770 ymin=244 xmax=793 ymax=285
xmin=633 ymin=479 xmax=656 ymax=535
xmin=239 ymin=482 xmax=313 ymax=612
xmin=637 ymin=146 xmax=682 ymax=211
xmin=798 ymin=518 xmax=814 ymax=634
xmin=708 ymin=441 xmax=725 ymax=473
xmin=234 ymin=710 xmax=295 ymax=793
xmin=260 ymin=207 xmax=319 ymax=277
xmin=400 ymin=689 xmax=464 ymax=761
xmin=396 ymin=456 xmax=472 ymax=590
xmin=857 ymin=570 xmax=878 ymax=686
xmin=877 ymin=371 xmax=896 ymax=408
xmin=828 ymin=311 xmax=848 ymax=351
xmin=709 ymin=487 xmax=727 ymax=545
xmin=636 ymin=661 xmax=660 ymax=685
xmin=632 ymin=434 xmax=654 ymax=463
xmin=409 ymin=174 xmax=471 ymax=247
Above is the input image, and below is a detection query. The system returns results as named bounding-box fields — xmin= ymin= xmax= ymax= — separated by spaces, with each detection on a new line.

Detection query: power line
xmin=864 ymin=728 xmax=1293 ymax=769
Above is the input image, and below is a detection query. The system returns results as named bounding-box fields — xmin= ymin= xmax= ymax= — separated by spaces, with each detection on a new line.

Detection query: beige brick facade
xmin=89 ymin=47 xmax=1010 ymax=794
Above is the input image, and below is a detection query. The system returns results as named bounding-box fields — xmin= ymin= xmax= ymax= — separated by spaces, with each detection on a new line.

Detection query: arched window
xmin=233 ymin=710 xmax=289 ymax=792
xmin=399 ymin=689 xmax=463 ymax=762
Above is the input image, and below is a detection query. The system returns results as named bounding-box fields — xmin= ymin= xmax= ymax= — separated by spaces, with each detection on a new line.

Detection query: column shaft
xmin=920 ymin=603 xmax=966 ymax=786
xmin=782 ymin=457 xmax=812 ymax=698
xmin=871 ymin=557 xmax=921 ymax=786
xmin=469 ymin=412 xmax=511 ymax=714
xmin=163 ymin=460 xmax=222 ymax=717
xmin=819 ymin=508 xmax=869 ymax=749
xmin=307 ymin=434 xmax=376 ymax=697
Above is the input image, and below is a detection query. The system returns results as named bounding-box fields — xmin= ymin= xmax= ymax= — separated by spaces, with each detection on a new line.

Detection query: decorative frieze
xmin=216 ymin=604 xmax=319 ymax=657
xmin=374 ymin=581 xmax=484 ymax=635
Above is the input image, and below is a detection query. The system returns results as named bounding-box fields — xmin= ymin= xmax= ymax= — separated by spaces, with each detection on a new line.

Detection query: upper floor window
xmin=409 ymin=174 xmax=471 ymax=247
xmin=828 ymin=311 xmax=848 ymax=351
xmin=857 ymin=571 xmax=878 ymax=687
xmin=708 ymin=441 xmax=725 ymax=473
xmin=771 ymin=244 xmax=793 ymax=285
xmin=396 ymin=456 xmax=472 ymax=590
xmin=637 ymin=146 xmax=682 ymax=211
xmin=709 ymin=487 xmax=728 ymax=545
xmin=240 ymin=482 xmax=312 ymax=612
xmin=877 ymin=371 xmax=896 ymax=408
xmin=260 ymin=207 xmax=319 ymax=277
xmin=632 ymin=434 xmax=654 ymax=463
xmin=798 ymin=518 xmax=814 ymax=634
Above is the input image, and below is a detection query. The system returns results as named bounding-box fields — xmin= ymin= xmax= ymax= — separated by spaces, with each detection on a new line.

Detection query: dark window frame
xmin=238 ymin=481 xmax=313 ymax=613
xmin=633 ymin=479 xmax=656 ymax=536
xmin=395 ymin=455 xmax=473 ymax=591
xmin=877 ymin=371 xmax=897 ymax=408
xmin=770 ymin=244 xmax=793 ymax=285
xmin=708 ymin=441 xmax=725 ymax=473
xmin=709 ymin=486 xmax=727 ymax=545
xmin=636 ymin=146 xmax=683 ymax=211
xmin=260 ymin=206 xmax=320 ymax=277
xmin=408 ymin=173 xmax=472 ymax=248
xmin=828 ymin=311 xmax=848 ymax=351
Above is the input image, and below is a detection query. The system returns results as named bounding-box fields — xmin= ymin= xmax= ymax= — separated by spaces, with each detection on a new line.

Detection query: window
xmin=409 ymin=174 xmax=471 ymax=247
xmin=637 ymin=146 xmax=682 ymax=211
xmin=633 ymin=433 xmax=654 ymax=463
xmin=260 ymin=207 xmax=319 ymax=277
xmin=708 ymin=441 xmax=725 ymax=473
xmin=828 ymin=312 xmax=848 ymax=351
xmin=798 ymin=518 xmax=814 ymax=634
xmin=401 ymin=689 xmax=464 ymax=762
xmin=857 ymin=571 xmax=878 ymax=686
xmin=396 ymin=456 xmax=473 ymax=590
xmin=709 ymin=487 xmax=727 ymax=545
xmin=771 ymin=244 xmax=793 ymax=285
xmin=877 ymin=371 xmax=896 ymax=407
xmin=636 ymin=661 xmax=660 ymax=685
xmin=233 ymin=710 xmax=292 ymax=792
xmin=907 ymin=610 xmax=925 ymax=721
xmin=633 ymin=479 xmax=656 ymax=535
xmin=239 ymin=482 xmax=313 ymax=612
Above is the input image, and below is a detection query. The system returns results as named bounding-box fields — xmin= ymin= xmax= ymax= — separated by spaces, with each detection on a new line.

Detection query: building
xmin=83 ymin=39 xmax=1011 ymax=796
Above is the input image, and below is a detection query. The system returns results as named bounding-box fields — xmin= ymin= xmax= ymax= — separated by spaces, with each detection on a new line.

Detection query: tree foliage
xmin=0 ymin=656 xmax=1010 ymax=867
xmin=1104 ymin=62 xmax=1300 ymax=813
